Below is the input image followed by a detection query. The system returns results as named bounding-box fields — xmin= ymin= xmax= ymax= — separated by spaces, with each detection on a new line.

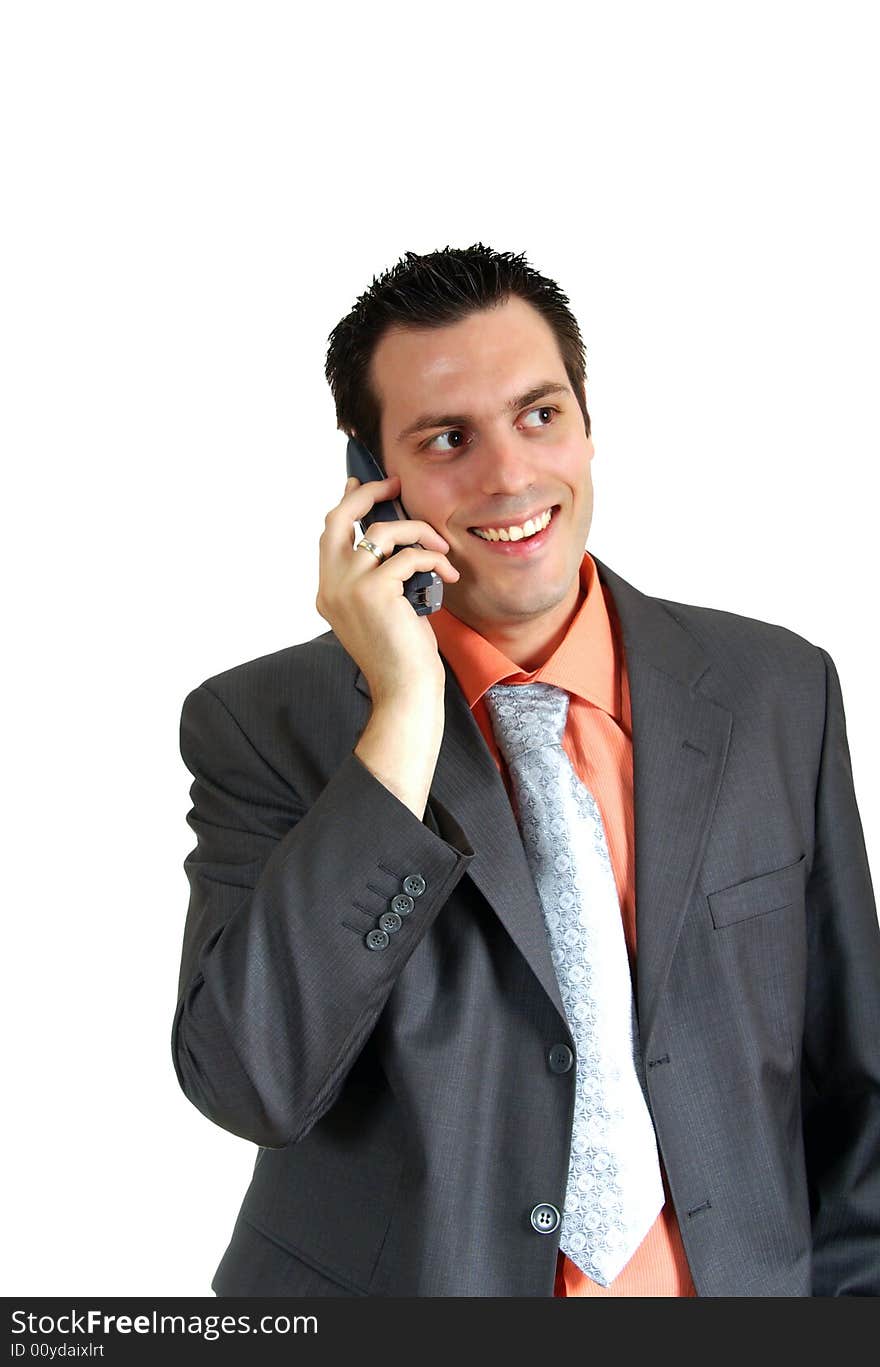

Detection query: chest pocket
xmin=707 ymin=853 xmax=807 ymax=929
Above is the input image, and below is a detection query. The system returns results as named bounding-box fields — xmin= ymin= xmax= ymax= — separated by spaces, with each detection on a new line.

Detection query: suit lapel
xmin=428 ymin=665 xmax=569 ymax=1022
xmin=592 ymin=557 xmax=732 ymax=1046
xmin=354 ymin=555 xmax=732 ymax=1043
xmin=353 ymin=662 xmax=568 ymax=1022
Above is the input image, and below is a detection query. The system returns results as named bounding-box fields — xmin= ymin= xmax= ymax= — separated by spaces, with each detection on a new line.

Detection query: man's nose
xmin=474 ymin=434 xmax=535 ymax=494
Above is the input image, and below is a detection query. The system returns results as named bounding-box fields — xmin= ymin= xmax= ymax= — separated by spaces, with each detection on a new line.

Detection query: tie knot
xmin=483 ymin=682 xmax=570 ymax=763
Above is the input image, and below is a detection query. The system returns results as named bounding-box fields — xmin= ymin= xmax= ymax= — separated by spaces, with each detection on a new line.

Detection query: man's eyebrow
xmin=396 ymin=382 xmax=572 ymax=443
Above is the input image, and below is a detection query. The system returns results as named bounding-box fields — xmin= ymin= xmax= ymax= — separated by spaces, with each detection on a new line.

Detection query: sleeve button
xmin=379 ymin=911 xmax=403 ymax=933
xmin=365 ymin=929 xmax=390 ymax=951
xmin=403 ymin=874 xmax=426 ymax=897
xmin=391 ymin=893 xmax=415 ymax=917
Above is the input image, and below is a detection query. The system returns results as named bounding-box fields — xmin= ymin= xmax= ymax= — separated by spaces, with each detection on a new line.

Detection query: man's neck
xmin=461 ymin=577 xmax=585 ymax=673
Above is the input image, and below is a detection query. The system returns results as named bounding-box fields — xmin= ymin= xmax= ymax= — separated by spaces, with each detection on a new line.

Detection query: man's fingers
xmin=341 ymin=473 xmax=399 ymax=505
xmin=324 ymin=474 xmax=402 ymax=538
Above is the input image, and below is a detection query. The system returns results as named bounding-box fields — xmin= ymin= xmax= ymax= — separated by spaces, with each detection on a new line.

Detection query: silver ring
xmin=355 ymin=538 xmax=385 ymax=563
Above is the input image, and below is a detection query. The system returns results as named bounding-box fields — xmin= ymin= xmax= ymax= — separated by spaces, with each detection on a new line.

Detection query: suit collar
xmin=589 ymin=554 xmax=711 ymax=691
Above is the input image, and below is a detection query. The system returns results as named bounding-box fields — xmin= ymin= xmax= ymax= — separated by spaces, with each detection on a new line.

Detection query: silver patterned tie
xmin=484 ymin=680 xmax=663 ymax=1286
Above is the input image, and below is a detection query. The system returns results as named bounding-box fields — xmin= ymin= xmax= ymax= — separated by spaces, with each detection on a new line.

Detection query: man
xmin=173 ymin=244 xmax=880 ymax=1296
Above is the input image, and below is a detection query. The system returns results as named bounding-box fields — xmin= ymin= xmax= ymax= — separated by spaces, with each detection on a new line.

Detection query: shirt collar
xmin=427 ymin=550 xmax=621 ymax=721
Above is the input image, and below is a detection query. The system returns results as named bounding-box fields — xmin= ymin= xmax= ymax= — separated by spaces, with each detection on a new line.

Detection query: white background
xmin=2 ymin=1 xmax=877 ymax=1295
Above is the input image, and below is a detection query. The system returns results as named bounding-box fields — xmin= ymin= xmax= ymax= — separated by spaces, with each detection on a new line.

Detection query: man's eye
xmin=522 ymin=405 xmax=558 ymax=428
xmin=425 ymin=429 xmax=468 ymax=453
xmin=424 ymin=406 xmax=558 ymax=453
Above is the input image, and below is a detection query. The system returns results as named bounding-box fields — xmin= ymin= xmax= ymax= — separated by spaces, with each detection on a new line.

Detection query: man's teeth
xmin=471 ymin=507 xmax=554 ymax=542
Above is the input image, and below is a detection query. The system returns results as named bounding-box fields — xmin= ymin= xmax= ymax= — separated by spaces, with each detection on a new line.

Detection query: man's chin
xmin=444 ymin=579 xmax=569 ymax=627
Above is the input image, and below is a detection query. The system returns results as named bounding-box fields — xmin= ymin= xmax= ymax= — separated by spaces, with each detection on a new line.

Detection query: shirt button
xmin=548 ymin=1044 xmax=574 ymax=1073
xmin=365 ymin=929 xmax=390 ymax=951
xmin=402 ymin=874 xmax=426 ymax=897
xmin=391 ymin=893 xmax=415 ymax=917
xmin=530 ymin=1203 xmax=561 ymax=1234
xmin=379 ymin=911 xmax=403 ymax=934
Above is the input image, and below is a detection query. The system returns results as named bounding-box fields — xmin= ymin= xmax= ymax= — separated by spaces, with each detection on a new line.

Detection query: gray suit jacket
xmin=172 ymin=555 xmax=880 ymax=1296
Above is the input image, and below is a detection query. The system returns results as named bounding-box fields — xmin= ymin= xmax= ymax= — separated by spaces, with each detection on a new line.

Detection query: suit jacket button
xmin=403 ymin=874 xmax=426 ymax=897
xmin=379 ymin=911 xmax=403 ymax=933
xmin=530 ymin=1204 xmax=561 ymax=1234
xmin=548 ymin=1044 xmax=574 ymax=1073
xmin=391 ymin=893 xmax=415 ymax=917
xmin=365 ymin=929 xmax=390 ymax=951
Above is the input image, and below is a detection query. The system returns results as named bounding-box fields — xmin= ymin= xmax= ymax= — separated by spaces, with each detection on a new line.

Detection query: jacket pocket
xmin=707 ymin=853 xmax=807 ymax=929
xmin=213 ymin=1212 xmax=364 ymax=1296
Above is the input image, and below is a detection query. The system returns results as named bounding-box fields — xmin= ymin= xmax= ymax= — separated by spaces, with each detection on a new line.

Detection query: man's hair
xmin=324 ymin=242 xmax=591 ymax=465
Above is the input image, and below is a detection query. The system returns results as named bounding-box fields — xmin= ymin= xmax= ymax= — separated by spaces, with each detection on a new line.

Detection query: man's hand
xmin=317 ymin=473 xmax=459 ymax=707
xmin=317 ymin=473 xmax=460 ymax=818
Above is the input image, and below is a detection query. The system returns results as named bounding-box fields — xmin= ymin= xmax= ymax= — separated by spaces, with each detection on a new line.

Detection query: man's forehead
xmin=371 ymin=303 xmax=567 ymax=429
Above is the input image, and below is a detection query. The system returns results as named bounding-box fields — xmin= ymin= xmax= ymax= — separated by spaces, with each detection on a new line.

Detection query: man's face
xmin=369 ymin=294 xmax=595 ymax=634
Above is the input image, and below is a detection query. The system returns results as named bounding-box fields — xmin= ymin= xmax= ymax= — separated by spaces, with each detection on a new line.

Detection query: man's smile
xmin=463 ymin=504 xmax=561 ymax=556
xmin=468 ymin=505 xmax=559 ymax=541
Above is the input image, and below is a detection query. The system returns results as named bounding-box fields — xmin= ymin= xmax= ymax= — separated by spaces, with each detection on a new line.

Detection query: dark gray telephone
xmin=345 ymin=436 xmax=443 ymax=615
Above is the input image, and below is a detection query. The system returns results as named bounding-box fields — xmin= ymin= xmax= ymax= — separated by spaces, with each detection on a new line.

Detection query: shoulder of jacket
xmin=655 ymin=593 xmax=820 ymax=656
xmin=598 ymin=557 xmax=825 ymax=676
xmin=645 ymin=591 xmax=827 ymax=704
xmin=190 ymin=629 xmax=357 ymax=710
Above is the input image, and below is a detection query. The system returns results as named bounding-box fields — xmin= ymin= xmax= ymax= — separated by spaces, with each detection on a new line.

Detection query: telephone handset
xmin=346 ymin=436 xmax=443 ymax=615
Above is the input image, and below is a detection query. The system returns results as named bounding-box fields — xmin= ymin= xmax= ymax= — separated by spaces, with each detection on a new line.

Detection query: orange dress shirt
xmin=429 ymin=550 xmax=696 ymax=1297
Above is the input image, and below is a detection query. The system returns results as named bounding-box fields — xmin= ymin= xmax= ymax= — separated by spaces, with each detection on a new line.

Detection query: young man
xmin=173 ymin=244 xmax=880 ymax=1297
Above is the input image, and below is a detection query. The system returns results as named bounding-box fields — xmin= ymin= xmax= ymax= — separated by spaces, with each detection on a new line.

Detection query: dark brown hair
xmin=324 ymin=243 xmax=591 ymax=464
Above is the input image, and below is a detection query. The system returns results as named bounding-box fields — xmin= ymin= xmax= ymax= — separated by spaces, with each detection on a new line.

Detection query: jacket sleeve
xmin=172 ymin=681 xmax=475 ymax=1149
xmin=801 ymin=647 xmax=880 ymax=1295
